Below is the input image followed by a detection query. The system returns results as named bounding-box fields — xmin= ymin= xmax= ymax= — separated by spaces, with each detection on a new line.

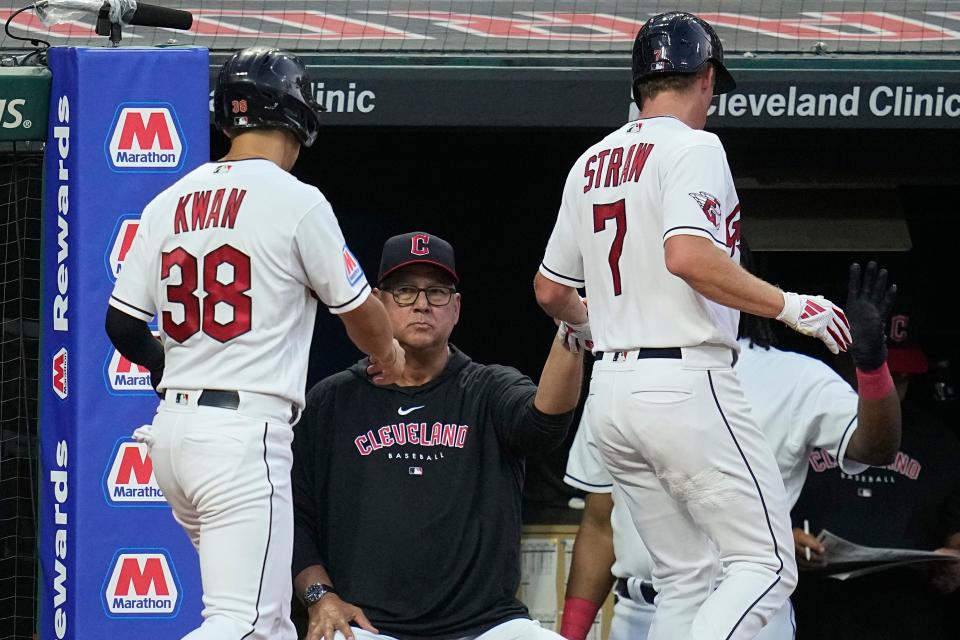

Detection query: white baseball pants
xmin=333 ymin=617 xmax=563 ymax=640
xmin=588 ymin=345 xmax=797 ymax=640
xmin=609 ymin=589 xmax=795 ymax=640
xmin=610 ymin=594 xmax=655 ymax=640
xmin=141 ymin=390 xmax=298 ymax=640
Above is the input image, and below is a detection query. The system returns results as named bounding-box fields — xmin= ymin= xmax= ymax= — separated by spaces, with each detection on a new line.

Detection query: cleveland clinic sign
xmin=201 ymin=60 xmax=960 ymax=129
xmin=710 ymin=84 xmax=960 ymax=123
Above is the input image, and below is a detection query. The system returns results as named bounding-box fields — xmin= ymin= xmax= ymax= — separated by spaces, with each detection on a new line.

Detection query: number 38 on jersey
xmin=162 ymin=244 xmax=252 ymax=343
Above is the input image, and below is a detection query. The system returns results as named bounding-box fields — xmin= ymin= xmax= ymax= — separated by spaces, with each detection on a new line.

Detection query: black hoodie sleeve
xmin=291 ymin=382 xmax=330 ymax=578
xmin=485 ymin=365 xmax=574 ymax=456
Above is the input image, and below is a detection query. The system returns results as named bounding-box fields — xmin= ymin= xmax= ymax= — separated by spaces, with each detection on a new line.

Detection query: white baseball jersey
xmin=110 ymin=159 xmax=370 ymax=409
xmin=565 ymin=338 xmax=866 ymax=578
xmin=540 ymin=117 xmax=742 ymax=352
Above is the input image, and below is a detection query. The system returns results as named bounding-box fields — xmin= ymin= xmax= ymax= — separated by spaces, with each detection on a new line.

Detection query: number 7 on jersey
xmin=593 ymin=200 xmax=626 ymax=296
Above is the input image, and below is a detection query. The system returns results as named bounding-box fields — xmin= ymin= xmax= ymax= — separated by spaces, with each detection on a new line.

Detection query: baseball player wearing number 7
xmin=559 ymin=255 xmax=901 ymax=640
xmin=534 ymin=12 xmax=851 ymax=640
xmin=105 ymin=48 xmax=404 ymax=640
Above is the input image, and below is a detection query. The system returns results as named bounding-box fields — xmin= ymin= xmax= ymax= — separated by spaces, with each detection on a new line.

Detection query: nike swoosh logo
xmin=397 ymin=405 xmax=425 ymax=416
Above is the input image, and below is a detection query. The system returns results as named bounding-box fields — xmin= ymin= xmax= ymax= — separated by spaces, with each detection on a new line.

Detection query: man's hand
xmin=305 ymin=593 xmax=379 ymax=640
xmin=367 ymin=339 xmax=405 ymax=385
xmin=793 ymin=527 xmax=827 ymax=569
xmin=777 ymin=292 xmax=852 ymax=354
xmin=846 ymin=262 xmax=897 ymax=371
xmin=557 ymin=319 xmax=593 ymax=354
xmin=930 ymin=548 xmax=960 ymax=594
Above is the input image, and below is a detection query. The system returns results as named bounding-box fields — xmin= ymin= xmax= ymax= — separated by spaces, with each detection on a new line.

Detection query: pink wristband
xmin=560 ymin=597 xmax=600 ymax=640
xmin=856 ymin=362 xmax=895 ymax=400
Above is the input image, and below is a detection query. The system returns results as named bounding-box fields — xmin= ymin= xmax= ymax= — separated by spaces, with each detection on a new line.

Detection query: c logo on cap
xmin=890 ymin=315 xmax=909 ymax=343
xmin=411 ymin=234 xmax=430 ymax=256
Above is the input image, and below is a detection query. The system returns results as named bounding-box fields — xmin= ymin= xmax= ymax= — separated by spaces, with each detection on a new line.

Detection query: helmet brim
xmin=713 ymin=62 xmax=736 ymax=95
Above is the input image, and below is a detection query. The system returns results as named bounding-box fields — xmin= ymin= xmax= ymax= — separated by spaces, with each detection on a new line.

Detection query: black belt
xmin=595 ymin=348 xmax=682 ymax=361
xmin=197 ymin=389 xmax=299 ymax=425
xmin=615 ymin=577 xmax=657 ymax=605
xmin=198 ymin=389 xmax=240 ymax=410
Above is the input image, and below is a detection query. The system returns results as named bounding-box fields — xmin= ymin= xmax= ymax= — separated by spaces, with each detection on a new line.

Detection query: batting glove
xmin=777 ymin=291 xmax=852 ymax=355
xmin=846 ymin=262 xmax=897 ymax=371
xmin=131 ymin=425 xmax=155 ymax=448
xmin=557 ymin=319 xmax=594 ymax=354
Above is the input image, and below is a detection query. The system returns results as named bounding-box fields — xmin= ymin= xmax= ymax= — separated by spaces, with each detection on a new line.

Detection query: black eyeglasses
xmin=385 ymin=285 xmax=456 ymax=307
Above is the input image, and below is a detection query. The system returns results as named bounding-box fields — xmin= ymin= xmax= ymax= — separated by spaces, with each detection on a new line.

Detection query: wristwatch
xmin=303 ymin=582 xmax=336 ymax=608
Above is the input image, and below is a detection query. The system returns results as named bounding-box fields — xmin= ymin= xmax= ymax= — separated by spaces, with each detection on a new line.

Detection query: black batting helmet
xmin=214 ymin=47 xmax=324 ymax=147
xmin=631 ymin=12 xmax=736 ymax=104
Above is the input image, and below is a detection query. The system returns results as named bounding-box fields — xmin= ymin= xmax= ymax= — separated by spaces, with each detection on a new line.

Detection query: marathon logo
xmin=52 ymin=347 xmax=68 ymax=400
xmin=107 ymin=217 xmax=140 ymax=281
xmin=102 ymin=550 xmax=181 ymax=618
xmin=102 ymin=440 xmax=165 ymax=505
xmin=105 ymin=103 xmax=185 ymax=171
xmin=104 ymin=335 xmax=158 ymax=394
xmin=343 ymin=245 xmax=364 ymax=286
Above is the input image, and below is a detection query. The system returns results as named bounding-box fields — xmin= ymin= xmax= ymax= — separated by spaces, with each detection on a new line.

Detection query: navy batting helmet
xmin=214 ymin=47 xmax=324 ymax=147
xmin=631 ymin=12 xmax=736 ymax=103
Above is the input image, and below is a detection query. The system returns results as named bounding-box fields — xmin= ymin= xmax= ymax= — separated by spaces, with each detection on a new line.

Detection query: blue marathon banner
xmin=39 ymin=47 xmax=209 ymax=640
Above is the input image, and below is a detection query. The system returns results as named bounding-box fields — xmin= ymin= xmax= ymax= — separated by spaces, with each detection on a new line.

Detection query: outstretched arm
xmin=664 ymin=235 xmax=785 ymax=318
xmin=338 ymin=295 xmax=405 ymax=385
xmin=533 ymin=329 xmax=585 ymax=416
xmin=664 ymin=235 xmax=851 ymax=354
xmin=843 ymin=262 xmax=901 ymax=465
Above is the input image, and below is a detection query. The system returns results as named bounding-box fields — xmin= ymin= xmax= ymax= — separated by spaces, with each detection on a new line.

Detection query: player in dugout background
xmin=534 ymin=11 xmax=857 ymax=640
xmin=559 ymin=252 xmax=902 ymax=640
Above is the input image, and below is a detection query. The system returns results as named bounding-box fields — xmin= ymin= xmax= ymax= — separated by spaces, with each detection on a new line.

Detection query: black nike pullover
xmin=291 ymin=345 xmax=573 ymax=639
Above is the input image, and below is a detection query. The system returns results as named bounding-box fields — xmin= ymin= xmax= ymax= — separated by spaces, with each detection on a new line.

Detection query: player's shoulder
xmin=263 ymin=167 xmax=330 ymax=211
xmin=257 ymin=170 xmax=336 ymax=232
xmin=671 ymin=125 xmax=724 ymax=152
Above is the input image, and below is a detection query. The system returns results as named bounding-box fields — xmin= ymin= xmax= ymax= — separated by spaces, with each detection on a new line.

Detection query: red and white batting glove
xmin=557 ymin=319 xmax=593 ymax=354
xmin=777 ymin=292 xmax=852 ymax=354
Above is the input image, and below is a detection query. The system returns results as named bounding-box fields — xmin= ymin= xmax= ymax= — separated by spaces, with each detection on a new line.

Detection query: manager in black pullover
xmin=292 ymin=231 xmax=586 ymax=640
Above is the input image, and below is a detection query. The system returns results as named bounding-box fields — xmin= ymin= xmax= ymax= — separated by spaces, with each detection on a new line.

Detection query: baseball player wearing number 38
xmin=535 ymin=12 xmax=852 ymax=640
xmin=105 ymin=48 xmax=404 ymax=640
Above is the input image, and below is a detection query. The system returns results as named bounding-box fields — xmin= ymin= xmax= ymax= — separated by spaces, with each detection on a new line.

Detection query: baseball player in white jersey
xmin=105 ymin=48 xmax=404 ymax=640
xmin=534 ymin=13 xmax=853 ymax=640
xmin=559 ymin=254 xmax=901 ymax=640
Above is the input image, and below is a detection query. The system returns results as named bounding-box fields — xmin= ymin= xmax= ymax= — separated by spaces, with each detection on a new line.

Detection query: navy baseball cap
xmin=377 ymin=232 xmax=459 ymax=285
